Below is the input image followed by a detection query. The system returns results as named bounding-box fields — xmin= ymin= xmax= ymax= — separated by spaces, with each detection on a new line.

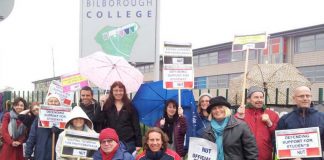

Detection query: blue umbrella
xmin=132 ymin=80 xmax=200 ymax=150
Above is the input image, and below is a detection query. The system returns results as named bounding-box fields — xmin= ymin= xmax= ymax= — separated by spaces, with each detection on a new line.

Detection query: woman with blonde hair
xmin=201 ymin=96 xmax=258 ymax=160
xmin=136 ymin=127 xmax=180 ymax=160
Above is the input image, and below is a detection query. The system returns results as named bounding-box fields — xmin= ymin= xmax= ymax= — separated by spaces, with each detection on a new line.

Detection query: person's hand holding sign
xmin=178 ymin=106 xmax=184 ymax=117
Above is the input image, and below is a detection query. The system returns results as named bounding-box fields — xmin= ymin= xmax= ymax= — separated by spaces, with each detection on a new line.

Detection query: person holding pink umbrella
xmin=96 ymin=81 xmax=142 ymax=154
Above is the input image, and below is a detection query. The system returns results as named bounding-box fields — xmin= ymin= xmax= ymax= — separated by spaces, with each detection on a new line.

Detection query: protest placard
xmin=163 ymin=42 xmax=194 ymax=89
xmin=38 ymin=105 xmax=72 ymax=129
xmin=275 ymin=127 xmax=322 ymax=159
xmin=61 ymin=130 xmax=100 ymax=159
xmin=188 ymin=137 xmax=217 ymax=160
xmin=61 ymin=72 xmax=89 ymax=93
xmin=47 ymin=80 xmax=74 ymax=106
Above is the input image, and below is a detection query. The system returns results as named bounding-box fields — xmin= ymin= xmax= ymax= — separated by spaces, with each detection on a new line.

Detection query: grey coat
xmin=201 ymin=115 xmax=258 ymax=160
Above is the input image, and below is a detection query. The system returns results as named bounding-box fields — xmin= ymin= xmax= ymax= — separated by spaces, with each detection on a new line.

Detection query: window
xmin=207 ymin=76 xmax=218 ymax=88
xmin=209 ymin=52 xmax=218 ymax=64
xmin=193 ymin=56 xmax=199 ymax=67
xmin=231 ymin=51 xmax=243 ymax=62
xmin=295 ymin=33 xmax=324 ymax=53
xmin=198 ymin=54 xmax=209 ymax=66
xmin=194 ymin=77 xmax=207 ymax=89
xmin=297 ymin=65 xmax=324 ymax=82
xmin=218 ymin=50 xmax=231 ymax=63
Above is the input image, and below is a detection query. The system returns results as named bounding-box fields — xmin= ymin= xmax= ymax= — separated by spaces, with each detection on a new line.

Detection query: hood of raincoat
xmin=65 ymin=106 xmax=93 ymax=130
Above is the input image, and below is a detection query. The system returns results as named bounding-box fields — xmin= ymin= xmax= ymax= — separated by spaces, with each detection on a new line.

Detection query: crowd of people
xmin=0 ymin=82 xmax=324 ymax=160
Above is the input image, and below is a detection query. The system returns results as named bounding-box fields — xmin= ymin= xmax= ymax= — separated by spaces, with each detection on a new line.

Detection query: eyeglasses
xmin=113 ymin=89 xmax=124 ymax=93
xmin=100 ymin=139 xmax=114 ymax=144
xmin=296 ymin=95 xmax=312 ymax=99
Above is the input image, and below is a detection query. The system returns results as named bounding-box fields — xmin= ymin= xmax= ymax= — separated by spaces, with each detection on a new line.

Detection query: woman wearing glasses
xmin=96 ymin=81 xmax=142 ymax=154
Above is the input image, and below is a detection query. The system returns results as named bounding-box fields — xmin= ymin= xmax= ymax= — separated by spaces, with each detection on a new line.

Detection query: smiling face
xmin=47 ymin=97 xmax=60 ymax=106
xmin=199 ymin=96 xmax=210 ymax=110
xmin=112 ymin=86 xmax=125 ymax=101
xmin=293 ymin=86 xmax=312 ymax=108
xmin=247 ymin=91 xmax=264 ymax=109
xmin=211 ymin=105 xmax=226 ymax=121
xmin=72 ymin=118 xmax=85 ymax=130
xmin=147 ymin=131 xmax=163 ymax=152
xmin=166 ymin=102 xmax=177 ymax=118
xmin=13 ymin=101 xmax=25 ymax=114
xmin=100 ymin=139 xmax=118 ymax=153
xmin=80 ymin=90 xmax=93 ymax=106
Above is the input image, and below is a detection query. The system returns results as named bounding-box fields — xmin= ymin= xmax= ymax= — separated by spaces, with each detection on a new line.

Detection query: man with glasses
xmin=79 ymin=86 xmax=102 ymax=132
xmin=275 ymin=86 xmax=324 ymax=160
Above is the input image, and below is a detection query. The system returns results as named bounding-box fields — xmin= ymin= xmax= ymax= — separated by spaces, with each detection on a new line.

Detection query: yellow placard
xmin=233 ymin=34 xmax=267 ymax=45
xmin=61 ymin=75 xmax=87 ymax=86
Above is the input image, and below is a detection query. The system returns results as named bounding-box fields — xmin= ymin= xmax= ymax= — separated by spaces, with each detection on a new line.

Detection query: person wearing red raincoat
xmin=236 ymin=86 xmax=279 ymax=160
xmin=0 ymin=97 xmax=28 ymax=160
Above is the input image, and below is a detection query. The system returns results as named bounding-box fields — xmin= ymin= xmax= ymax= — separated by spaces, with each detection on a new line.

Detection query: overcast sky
xmin=0 ymin=0 xmax=324 ymax=91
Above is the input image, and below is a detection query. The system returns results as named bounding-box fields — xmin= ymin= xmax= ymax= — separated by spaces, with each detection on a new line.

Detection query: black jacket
xmin=96 ymin=104 xmax=142 ymax=147
xmin=201 ymin=115 xmax=258 ymax=160
xmin=79 ymin=99 xmax=103 ymax=132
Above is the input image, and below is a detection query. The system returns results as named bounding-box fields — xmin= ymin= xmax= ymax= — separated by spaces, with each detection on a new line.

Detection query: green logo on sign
xmin=95 ymin=23 xmax=139 ymax=60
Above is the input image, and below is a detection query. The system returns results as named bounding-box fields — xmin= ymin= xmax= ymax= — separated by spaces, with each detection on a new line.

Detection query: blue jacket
xmin=276 ymin=106 xmax=324 ymax=160
xmin=25 ymin=117 xmax=62 ymax=160
xmin=195 ymin=113 xmax=210 ymax=137
xmin=93 ymin=143 xmax=134 ymax=160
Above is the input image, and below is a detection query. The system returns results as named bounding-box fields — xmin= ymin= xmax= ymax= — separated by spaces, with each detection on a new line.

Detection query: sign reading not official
xmin=275 ymin=127 xmax=322 ymax=159
xmin=61 ymin=130 xmax=100 ymax=159
xmin=188 ymin=137 xmax=217 ymax=160
xmin=163 ymin=42 xmax=194 ymax=89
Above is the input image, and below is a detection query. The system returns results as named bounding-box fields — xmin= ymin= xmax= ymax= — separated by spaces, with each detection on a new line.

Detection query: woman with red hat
xmin=93 ymin=128 xmax=134 ymax=160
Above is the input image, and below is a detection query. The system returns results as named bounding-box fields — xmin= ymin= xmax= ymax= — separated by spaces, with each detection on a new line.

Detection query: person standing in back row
xmin=275 ymin=86 xmax=324 ymax=160
xmin=96 ymin=81 xmax=142 ymax=154
xmin=79 ymin=86 xmax=102 ymax=132
xmin=236 ymin=86 xmax=279 ymax=160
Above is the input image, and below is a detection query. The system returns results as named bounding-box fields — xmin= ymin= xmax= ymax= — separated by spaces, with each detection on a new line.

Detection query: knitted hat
xmin=207 ymin=96 xmax=231 ymax=114
xmin=99 ymin=128 xmax=119 ymax=143
xmin=198 ymin=93 xmax=213 ymax=101
xmin=44 ymin=93 xmax=62 ymax=105
xmin=247 ymin=86 xmax=264 ymax=98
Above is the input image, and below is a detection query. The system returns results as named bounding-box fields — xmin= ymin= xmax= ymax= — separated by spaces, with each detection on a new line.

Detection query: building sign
xmin=163 ymin=42 xmax=194 ymax=89
xmin=61 ymin=130 xmax=100 ymax=159
xmin=80 ymin=0 xmax=158 ymax=62
xmin=39 ymin=105 xmax=72 ymax=129
xmin=61 ymin=72 xmax=89 ymax=93
xmin=275 ymin=127 xmax=322 ymax=159
xmin=232 ymin=33 xmax=267 ymax=51
xmin=188 ymin=137 xmax=217 ymax=160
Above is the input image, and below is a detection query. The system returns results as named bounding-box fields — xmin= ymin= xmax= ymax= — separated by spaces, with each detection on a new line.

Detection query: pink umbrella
xmin=79 ymin=51 xmax=143 ymax=93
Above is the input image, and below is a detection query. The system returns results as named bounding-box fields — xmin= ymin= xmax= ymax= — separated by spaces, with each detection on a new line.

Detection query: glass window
xmin=209 ymin=52 xmax=218 ymax=64
xmin=217 ymin=75 xmax=229 ymax=88
xmin=199 ymin=54 xmax=209 ymax=66
xmin=231 ymin=51 xmax=243 ymax=62
xmin=298 ymin=65 xmax=324 ymax=83
xmin=149 ymin=64 xmax=154 ymax=72
xmin=207 ymin=76 xmax=218 ymax=88
xmin=295 ymin=35 xmax=315 ymax=53
xmin=194 ymin=77 xmax=207 ymax=89
xmin=316 ymin=33 xmax=324 ymax=50
xmin=218 ymin=50 xmax=231 ymax=64
xmin=193 ymin=55 xmax=199 ymax=67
